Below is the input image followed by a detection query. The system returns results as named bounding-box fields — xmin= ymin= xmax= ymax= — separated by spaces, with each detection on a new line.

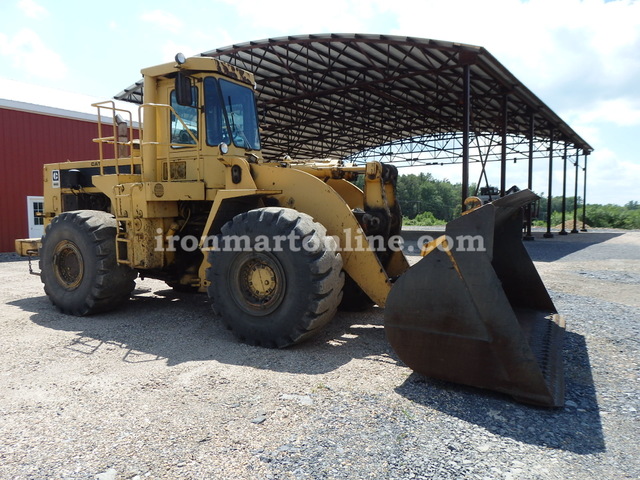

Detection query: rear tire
xmin=207 ymin=207 xmax=344 ymax=347
xmin=40 ymin=210 xmax=137 ymax=315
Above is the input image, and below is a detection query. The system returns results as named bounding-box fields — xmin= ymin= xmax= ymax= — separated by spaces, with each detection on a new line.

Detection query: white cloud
xmin=160 ymin=40 xmax=198 ymax=63
xmin=140 ymin=10 xmax=184 ymax=34
xmin=0 ymin=28 xmax=67 ymax=80
xmin=17 ymin=0 xmax=48 ymax=19
xmin=214 ymin=0 xmax=379 ymax=34
xmin=387 ymin=0 xmax=640 ymax=106
xmin=586 ymin=153 xmax=640 ymax=204
xmin=570 ymin=98 xmax=640 ymax=127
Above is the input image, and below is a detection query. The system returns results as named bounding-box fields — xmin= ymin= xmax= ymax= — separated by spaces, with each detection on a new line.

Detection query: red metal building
xmin=0 ymin=98 xmax=103 ymax=252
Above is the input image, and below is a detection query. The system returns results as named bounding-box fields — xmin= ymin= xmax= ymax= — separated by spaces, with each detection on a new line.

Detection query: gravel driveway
xmin=1 ymin=230 xmax=638 ymax=479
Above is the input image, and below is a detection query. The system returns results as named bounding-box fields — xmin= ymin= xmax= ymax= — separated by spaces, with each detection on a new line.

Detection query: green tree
xmin=585 ymin=204 xmax=640 ymax=229
xmin=396 ymin=173 xmax=461 ymax=221
xmin=359 ymin=168 xmax=640 ymax=230
xmin=403 ymin=211 xmax=446 ymax=226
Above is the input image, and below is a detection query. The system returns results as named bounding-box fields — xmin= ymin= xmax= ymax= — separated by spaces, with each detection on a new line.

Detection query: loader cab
xmin=139 ymin=55 xmax=262 ymax=184
xmin=165 ymin=60 xmax=261 ymax=153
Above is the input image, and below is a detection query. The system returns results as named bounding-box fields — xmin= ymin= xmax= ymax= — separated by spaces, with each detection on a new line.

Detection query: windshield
xmin=204 ymin=77 xmax=261 ymax=150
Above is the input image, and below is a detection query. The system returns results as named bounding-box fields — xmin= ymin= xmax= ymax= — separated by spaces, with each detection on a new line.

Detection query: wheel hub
xmin=53 ymin=240 xmax=84 ymax=290
xmin=231 ymin=253 xmax=285 ymax=316
xmin=246 ymin=262 xmax=277 ymax=299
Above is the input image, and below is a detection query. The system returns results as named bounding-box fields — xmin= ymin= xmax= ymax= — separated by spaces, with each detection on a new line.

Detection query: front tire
xmin=207 ymin=207 xmax=344 ymax=348
xmin=40 ymin=210 xmax=137 ymax=315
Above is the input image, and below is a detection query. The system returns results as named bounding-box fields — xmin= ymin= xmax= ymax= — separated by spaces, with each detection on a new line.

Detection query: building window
xmin=33 ymin=201 xmax=44 ymax=225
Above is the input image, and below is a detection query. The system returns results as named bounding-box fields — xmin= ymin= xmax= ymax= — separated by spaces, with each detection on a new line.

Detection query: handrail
xmin=92 ymin=101 xmax=136 ymax=176
xmin=91 ymin=101 xmax=203 ymax=182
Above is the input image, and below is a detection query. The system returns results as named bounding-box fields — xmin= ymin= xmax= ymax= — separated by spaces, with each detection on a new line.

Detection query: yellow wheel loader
xmin=15 ymin=54 xmax=565 ymax=406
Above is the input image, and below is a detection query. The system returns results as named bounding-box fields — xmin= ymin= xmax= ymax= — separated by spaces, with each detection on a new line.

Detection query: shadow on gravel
xmin=395 ymin=331 xmax=604 ymax=454
xmin=9 ymin=287 xmax=392 ymax=375
xmin=523 ymin=232 xmax=623 ymax=263
xmin=10 ymin=283 xmax=604 ymax=455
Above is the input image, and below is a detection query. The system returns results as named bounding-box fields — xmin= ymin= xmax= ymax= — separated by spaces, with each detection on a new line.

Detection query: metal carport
xmin=116 ymin=33 xmax=593 ymax=236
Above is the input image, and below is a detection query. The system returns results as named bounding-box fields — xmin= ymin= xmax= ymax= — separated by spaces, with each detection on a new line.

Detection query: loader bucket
xmin=385 ymin=190 xmax=565 ymax=407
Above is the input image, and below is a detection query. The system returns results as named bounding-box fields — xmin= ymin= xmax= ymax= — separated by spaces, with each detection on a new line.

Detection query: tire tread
xmin=207 ymin=207 xmax=344 ymax=347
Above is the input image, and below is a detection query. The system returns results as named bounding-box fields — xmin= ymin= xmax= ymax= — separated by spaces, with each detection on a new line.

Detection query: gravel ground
xmin=0 ymin=230 xmax=638 ymax=480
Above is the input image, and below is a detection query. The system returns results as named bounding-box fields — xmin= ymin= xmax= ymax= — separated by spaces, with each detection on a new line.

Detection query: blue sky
xmin=1 ymin=0 xmax=638 ymax=205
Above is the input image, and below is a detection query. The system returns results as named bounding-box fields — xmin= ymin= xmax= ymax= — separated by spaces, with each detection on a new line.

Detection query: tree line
xmin=389 ymin=173 xmax=640 ymax=229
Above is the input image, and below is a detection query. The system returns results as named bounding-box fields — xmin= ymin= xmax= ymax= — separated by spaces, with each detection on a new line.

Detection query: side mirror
xmin=175 ymin=72 xmax=193 ymax=106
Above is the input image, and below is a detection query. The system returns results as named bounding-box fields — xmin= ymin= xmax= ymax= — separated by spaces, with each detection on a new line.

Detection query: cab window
xmin=170 ymin=86 xmax=198 ymax=145
xmin=219 ymin=79 xmax=261 ymax=150
xmin=204 ymin=77 xmax=230 ymax=146
xmin=204 ymin=77 xmax=261 ymax=150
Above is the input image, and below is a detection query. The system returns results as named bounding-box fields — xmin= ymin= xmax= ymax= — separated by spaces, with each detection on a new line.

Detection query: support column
xmin=571 ymin=149 xmax=580 ymax=233
xmin=559 ymin=142 xmax=568 ymax=235
xmin=500 ymin=94 xmax=508 ymax=197
xmin=523 ymin=111 xmax=535 ymax=241
xmin=543 ymin=128 xmax=554 ymax=238
xmin=461 ymin=64 xmax=471 ymax=210
xmin=581 ymin=153 xmax=588 ymax=232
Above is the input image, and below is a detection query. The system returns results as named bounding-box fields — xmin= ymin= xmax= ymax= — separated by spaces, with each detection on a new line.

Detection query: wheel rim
xmin=230 ymin=252 xmax=286 ymax=316
xmin=53 ymin=240 xmax=84 ymax=290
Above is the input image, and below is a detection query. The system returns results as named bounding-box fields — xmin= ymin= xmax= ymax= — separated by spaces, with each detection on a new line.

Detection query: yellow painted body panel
xmin=15 ymin=238 xmax=41 ymax=256
xmin=251 ymin=163 xmax=393 ymax=306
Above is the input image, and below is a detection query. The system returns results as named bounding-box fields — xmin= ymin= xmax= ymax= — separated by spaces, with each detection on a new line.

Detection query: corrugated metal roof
xmin=115 ymin=33 xmax=592 ymax=162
